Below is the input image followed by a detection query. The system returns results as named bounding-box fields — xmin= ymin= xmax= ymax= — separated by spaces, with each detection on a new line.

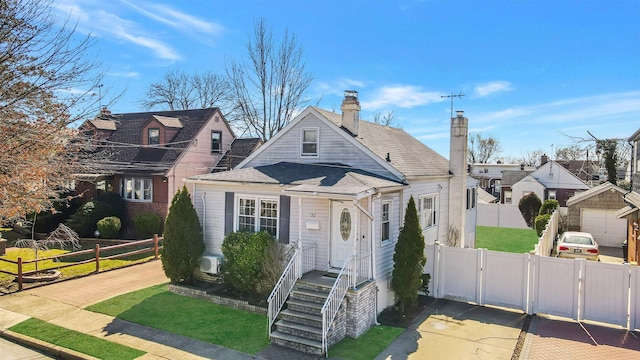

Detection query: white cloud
xmin=473 ymin=81 xmax=513 ymax=98
xmin=120 ymin=1 xmax=224 ymax=36
xmin=108 ymin=71 xmax=140 ymax=78
xmin=361 ymin=85 xmax=444 ymax=110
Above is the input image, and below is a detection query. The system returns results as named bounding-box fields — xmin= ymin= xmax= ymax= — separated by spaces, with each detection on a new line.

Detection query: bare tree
xmin=519 ymin=149 xmax=545 ymax=167
xmin=227 ymin=18 xmax=313 ymax=140
xmin=141 ymin=70 xmax=233 ymax=113
xmin=554 ymin=144 xmax=586 ymax=162
xmin=372 ymin=111 xmax=398 ymax=127
xmin=467 ymin=133 xmax=502 ymax=164
xmin=0 ymin=0 xmax=104 ymax=224
xmin=561 ymin=130 xmax=631 ymax=183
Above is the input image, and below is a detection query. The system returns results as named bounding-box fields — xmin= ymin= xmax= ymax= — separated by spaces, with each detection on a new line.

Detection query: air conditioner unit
xmin=200 ymin=255 xmax=222 ymax=274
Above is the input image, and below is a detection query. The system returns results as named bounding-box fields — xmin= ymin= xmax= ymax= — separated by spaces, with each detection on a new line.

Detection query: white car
xmin=556 ymin=231 xmax=599 ymax=261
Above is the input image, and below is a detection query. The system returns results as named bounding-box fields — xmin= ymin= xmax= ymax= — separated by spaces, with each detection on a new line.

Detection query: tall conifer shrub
xmin=161 ymin=186 xmax=205 ymax=284
xmin=392 ymin=196 xmax=426 ymax=313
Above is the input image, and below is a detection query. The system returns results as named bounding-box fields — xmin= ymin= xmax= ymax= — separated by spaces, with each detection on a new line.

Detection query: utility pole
xmin=441 ymin=92 xmax=464 ymax=119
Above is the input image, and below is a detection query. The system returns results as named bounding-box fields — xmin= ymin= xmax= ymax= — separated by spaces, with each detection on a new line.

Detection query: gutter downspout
xmin=201 ymin=190 xmax=206 ymax=242
xmin=371 ymin=193 xmax=380 ymax=325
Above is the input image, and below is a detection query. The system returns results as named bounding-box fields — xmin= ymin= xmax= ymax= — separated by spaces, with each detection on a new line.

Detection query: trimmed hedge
xmin=222 ymin=231 xmax=274 ymax=297
xmin=535 ymin=214 xmax=551 ymax=237
xmin=97 ymin=216 xmax=121 ymax=239
xmin=134 ymin=212 xmax=162 ymax=239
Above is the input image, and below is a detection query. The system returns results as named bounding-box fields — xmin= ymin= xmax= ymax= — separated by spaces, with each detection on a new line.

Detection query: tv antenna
xmin=441 ymin=91 xmax=464 ymax=118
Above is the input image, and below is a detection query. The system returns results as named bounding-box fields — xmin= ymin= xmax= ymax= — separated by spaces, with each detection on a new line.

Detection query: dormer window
xmin=301 ymin=128 xmax=318 ymax=157
xmin=148 ymin=128 xmax=160 ymax=145
xmin=211 ymin=131 xmax=222 ymax=154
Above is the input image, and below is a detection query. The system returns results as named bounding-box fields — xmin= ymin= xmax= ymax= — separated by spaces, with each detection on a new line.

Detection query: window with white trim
xmin=418 ymin=194 xmax=437 ymax=229
xmin=381 ymin=201 xmax=391 ymax=243
xmin=122 ymin=177 xmax=152 ymax=202
xmin=504 ymin=190 xmax=512 ymax=204
xmin=301 ymin=128 xmax=318 ymax=157
xmin=548 ymin=190 xmax=557 ymax=200
xmin=236 ymin=196 xmax=279 ymax=237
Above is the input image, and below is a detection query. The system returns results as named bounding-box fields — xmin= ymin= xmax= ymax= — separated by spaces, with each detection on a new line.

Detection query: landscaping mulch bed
xmin=377 ymin=295 xmax=435 ymax=328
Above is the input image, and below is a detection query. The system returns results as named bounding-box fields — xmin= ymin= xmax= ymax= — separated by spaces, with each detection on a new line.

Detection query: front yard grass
xmin=9 ymin=318 xmax=145 ymax=360
xmin=87 ymin=283 xmax=406 ymax=359
xmin=0 ymin=247 xmax=155 ymax=283
xmin=476 ymin=226 xmax=539 ymax=254
xmin=86 ymin=283 xmax=270 ymax=354
xmin=328 ymin=325 xmax=404 ymax=360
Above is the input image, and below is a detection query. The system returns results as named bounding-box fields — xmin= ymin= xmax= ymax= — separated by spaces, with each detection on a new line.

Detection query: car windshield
xmin=564 ymin=235 xmax=593 ymax=245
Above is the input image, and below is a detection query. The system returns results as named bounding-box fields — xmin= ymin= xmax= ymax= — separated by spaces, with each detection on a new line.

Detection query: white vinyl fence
xmin=425 ymin=244 xmax=639 ymax=330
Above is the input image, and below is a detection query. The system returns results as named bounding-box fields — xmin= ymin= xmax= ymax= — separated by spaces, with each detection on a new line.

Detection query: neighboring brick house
xmin=77 ymin=107 xmax=257 ymax=228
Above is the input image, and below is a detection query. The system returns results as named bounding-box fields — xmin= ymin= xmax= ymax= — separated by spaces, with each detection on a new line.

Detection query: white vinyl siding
xmin=244 ymin=113 xmax=398 ymax=180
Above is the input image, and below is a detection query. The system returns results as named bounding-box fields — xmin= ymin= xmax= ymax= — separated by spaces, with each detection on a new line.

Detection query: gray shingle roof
xmin=89 ymin=108 xmax=219 ymax=174
xmin=190 ymin=162 xmax=405 ymax=197
xmin=501 ymin=170 xmax=534 ymax=187
xmin=313 ymin=107 xmax=449 ymax=178
xmin=212 ymin=138 xmax=262 ymax=173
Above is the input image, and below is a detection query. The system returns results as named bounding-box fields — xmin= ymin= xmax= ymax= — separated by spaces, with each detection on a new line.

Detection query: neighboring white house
xmin=510 ymin=159 xmax=590 ymax=206
xmin=185 ymin=91 xmax=477 ymax=354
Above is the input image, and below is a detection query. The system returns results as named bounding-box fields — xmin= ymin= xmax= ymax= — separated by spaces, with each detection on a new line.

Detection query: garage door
xmin=581 ymin=209 xmax=627 ymax=247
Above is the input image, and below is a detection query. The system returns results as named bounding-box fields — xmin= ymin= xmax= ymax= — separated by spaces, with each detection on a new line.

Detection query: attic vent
xmin=215 ymin=116 xmax=220 ymax=123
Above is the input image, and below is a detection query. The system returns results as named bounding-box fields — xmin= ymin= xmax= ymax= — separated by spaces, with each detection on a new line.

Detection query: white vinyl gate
xmin=425 ymin=244 xmax=638 ymax=330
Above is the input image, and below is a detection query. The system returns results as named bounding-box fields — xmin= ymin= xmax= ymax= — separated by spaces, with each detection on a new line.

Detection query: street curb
xmin=0 ymin=329 xmax=99 ymax=360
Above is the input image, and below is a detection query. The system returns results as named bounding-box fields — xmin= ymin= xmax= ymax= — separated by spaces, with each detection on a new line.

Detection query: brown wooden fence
xmin=0 ymin=235 xmax=162 ymax=291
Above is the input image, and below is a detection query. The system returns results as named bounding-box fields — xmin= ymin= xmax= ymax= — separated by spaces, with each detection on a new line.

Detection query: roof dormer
xmin=142 ymin=115 xmax=183 ymax=146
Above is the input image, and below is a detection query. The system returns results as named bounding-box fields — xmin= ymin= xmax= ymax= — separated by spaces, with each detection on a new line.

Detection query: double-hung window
xmin=211 ymin=131 xmax=222 ymax=154
xmin=381 ymin=201 xmax=391 ymax=243
xmin=237 ymin=196 xmax=278 ymax=237
xmin=301 ymin=128 xmax=318 ymax=157
xmin=148 ymin=128 xmax=160 ymax=145
xmin=418 ymin=194 xmax=437 ymax=229
xmin=122 ymin=177 xmax=152 ymax=202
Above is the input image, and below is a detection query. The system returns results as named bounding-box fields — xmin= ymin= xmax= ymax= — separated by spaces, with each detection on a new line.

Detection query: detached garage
xmin=566 ymin=182 xmax=628 ymax=247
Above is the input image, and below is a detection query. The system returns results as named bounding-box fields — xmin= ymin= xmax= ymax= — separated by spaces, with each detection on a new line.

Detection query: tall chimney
xmin=541 ymin=154 xmax=548 ymax=166
xmin=341 ymin=90 xmax=360 ymax=136
xmin=448 ymin=110 xmax=468 ymax=248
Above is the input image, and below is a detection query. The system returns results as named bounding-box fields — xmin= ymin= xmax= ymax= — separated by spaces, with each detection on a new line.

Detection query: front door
xmin=330 ymin=201 xmax=356 ymax=268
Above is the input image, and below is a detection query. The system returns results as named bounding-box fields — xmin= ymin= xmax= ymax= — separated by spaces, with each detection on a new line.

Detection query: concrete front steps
xmin=269 ymin=272 xmax=340 ymax=355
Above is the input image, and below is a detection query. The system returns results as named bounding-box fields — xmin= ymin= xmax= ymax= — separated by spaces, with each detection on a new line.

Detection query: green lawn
xmin=476 ymin=226 xmax=539 ymax=254
xmin=86 ymin=283 xmax=270 ymax=354
xmin=329 ymin=325 xmax=404 ymax=360
xmin=0 ymin=247 xmax=155 ymax=283
xmin=9 ymin=318 xmax=145 ymax=360
xmin=87 ymin=284 xmax=405 ymax=359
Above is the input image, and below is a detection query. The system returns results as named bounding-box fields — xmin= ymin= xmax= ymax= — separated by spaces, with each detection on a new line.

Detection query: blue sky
xmin=53 ymin=0 xmax=640 ymax=161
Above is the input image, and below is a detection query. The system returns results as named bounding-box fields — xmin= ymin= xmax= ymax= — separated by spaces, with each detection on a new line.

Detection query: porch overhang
xmin=284 ymin=183 xmax=406 ymax=200
xmin=618 ymin=191 xmax=640 ymax=219
xmin=74 ymin=173 xmax=114 ymax=183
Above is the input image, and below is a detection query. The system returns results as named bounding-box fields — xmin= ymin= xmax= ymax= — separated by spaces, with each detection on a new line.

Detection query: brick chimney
xmin=541 ymin=154 xmax=548 ymax=166
xmin=448 ymin=110 xmax=468 ymax=248
xmin=340 ymin=90 xmax=360 ymax=136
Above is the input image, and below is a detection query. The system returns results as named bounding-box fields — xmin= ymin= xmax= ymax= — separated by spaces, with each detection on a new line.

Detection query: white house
xmin=510 ymin=159 xmax=590 ymax=207
xmin=185 ymin=91 xmax=477 ymax=355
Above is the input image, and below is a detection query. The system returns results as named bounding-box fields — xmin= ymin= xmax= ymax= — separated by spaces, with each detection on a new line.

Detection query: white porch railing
xmin=320 ymin=254 xmax=354 ymax=356
xmin=266 ymin=243 xmax=315 ymax=334
xmin=354 ymin=252 xmax=372 ymax=286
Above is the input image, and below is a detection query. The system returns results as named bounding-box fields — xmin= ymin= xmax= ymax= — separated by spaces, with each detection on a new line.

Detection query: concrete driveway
xmin=375 ymin=299 xmax=526 ymax=360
